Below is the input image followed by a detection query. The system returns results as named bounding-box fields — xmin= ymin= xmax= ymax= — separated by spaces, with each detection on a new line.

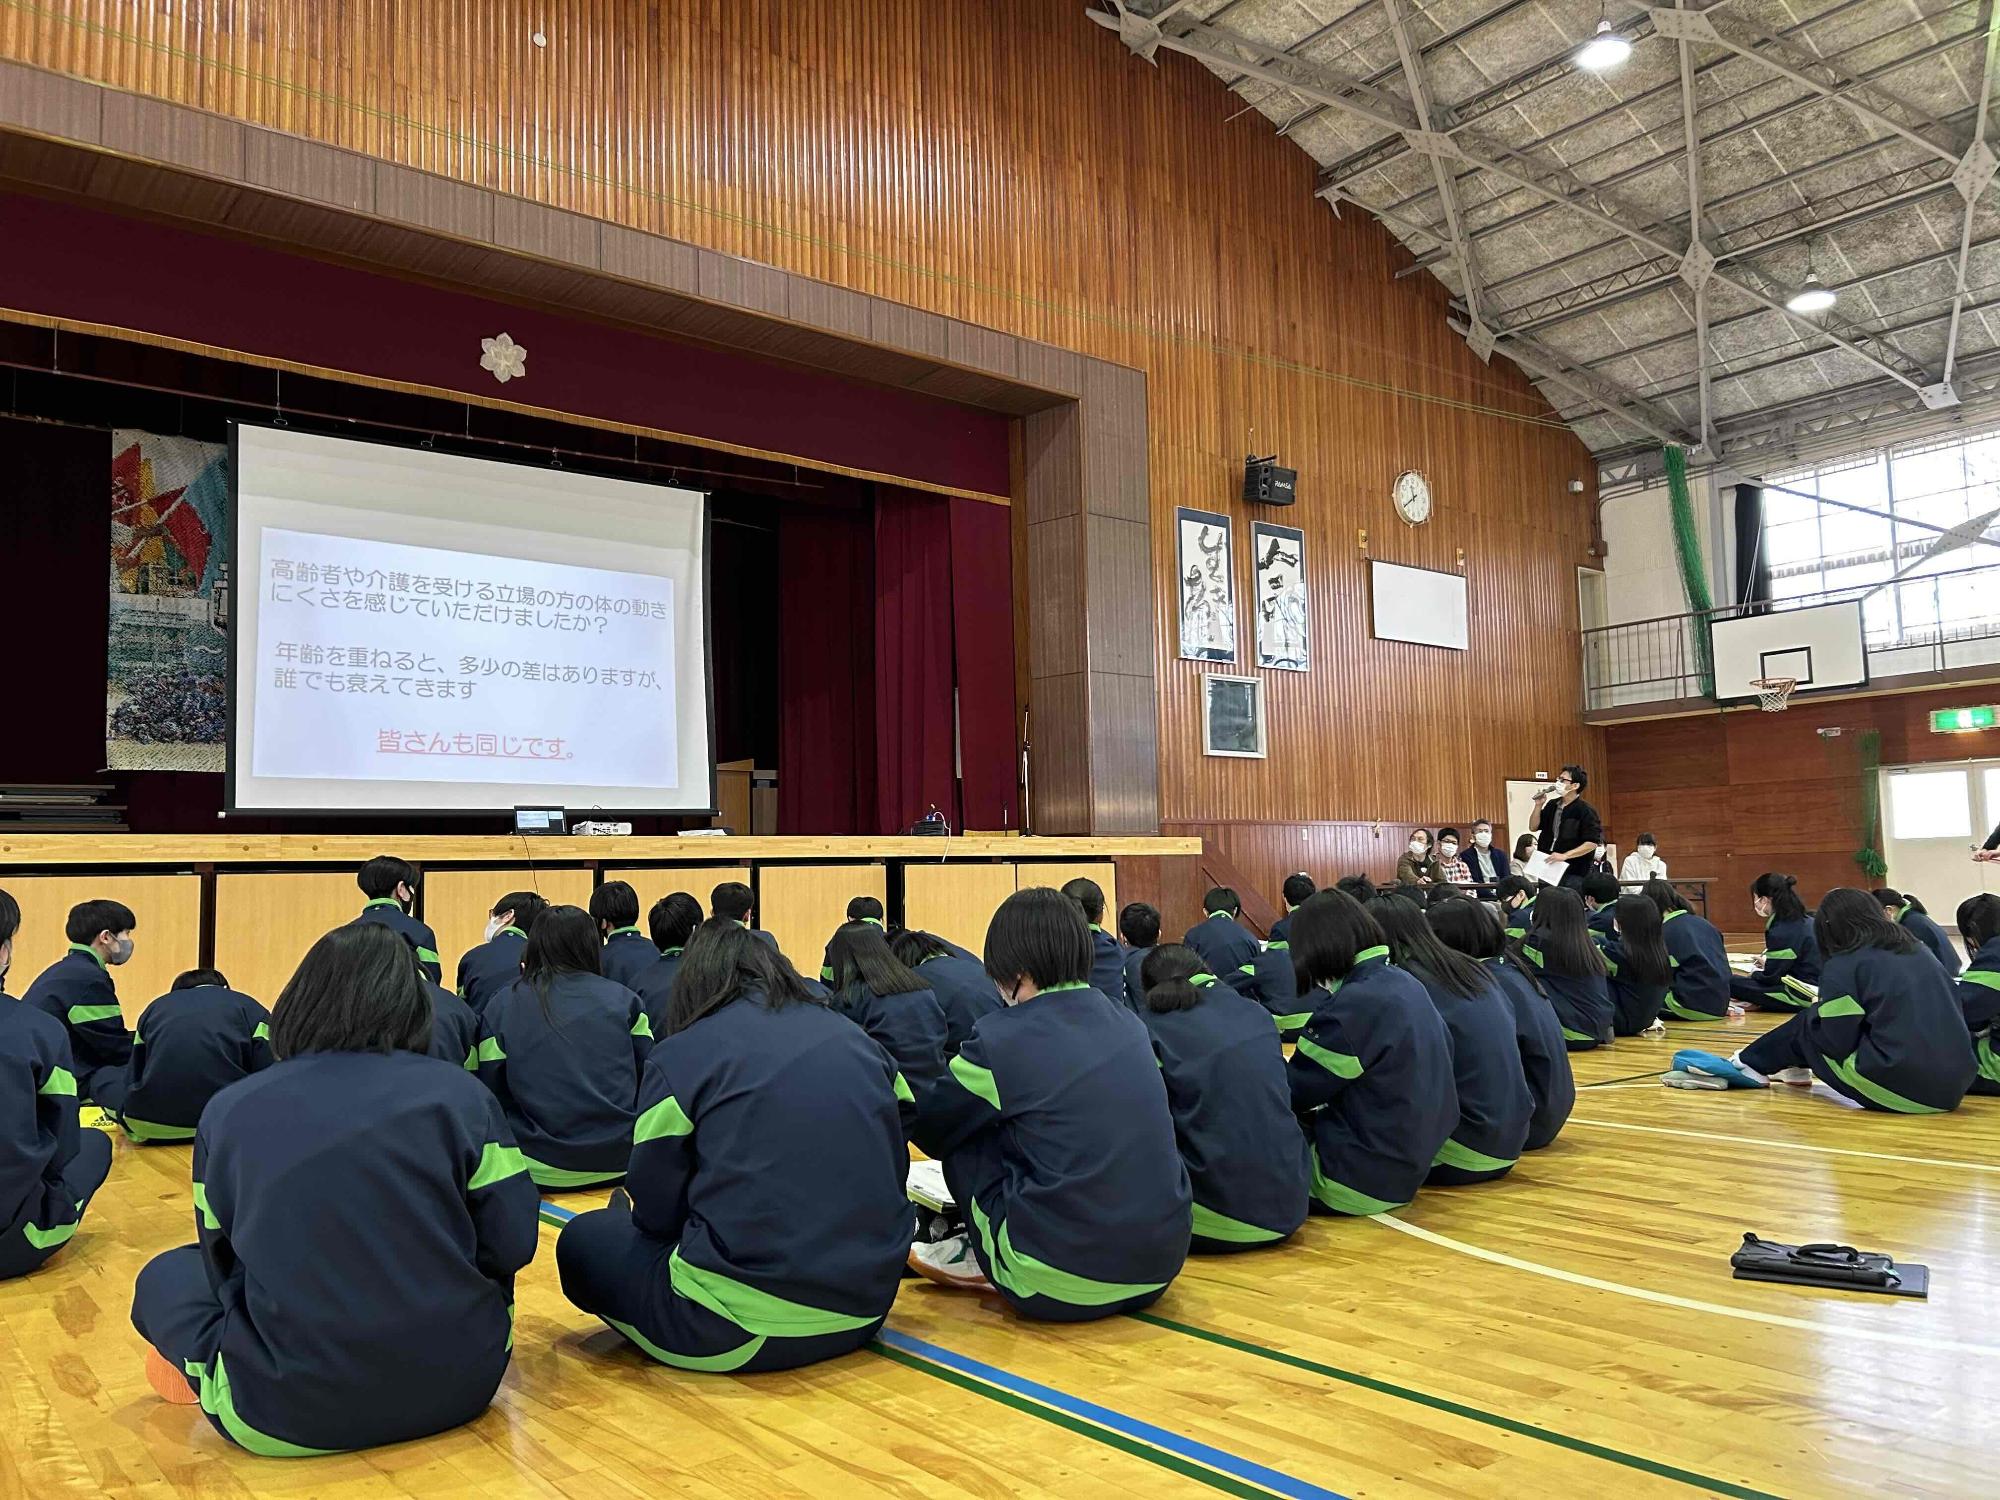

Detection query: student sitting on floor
xmin=1116 ymin=902 xmax=1161 ymax=1011
xmin=825 ymin=920 xmax=948 ymax=1131
xmin=1232 ymin=902 xmax=1308 ymax=1040
xmin=454 ymin=892 xmax=547 ymax=1015
xmin=1182 ymin=887 xmax=1261 ymax=979
xmin=1494 ymin=876 xmax=1539 ymax=940
xmin=1517 ymin=888 xmax=1613 ymax=1049
xmin=116 ymin=969 xmax=272 ymax=1143
xmin=1429 ymin=898 xmax=1573 ymax=1151
xmin=710 ymin=882 xmax=778 ymax=950
xmin=1671 ymin=888 xmax=1976 ymax=1112
xmin=1873 ymin=889 xmax=1962 ymax=977
xmin=1062 ymin=878 xmax=1128 ymax=1000
xmin=632 ymin=892 xmax=703 ymax=1033
xmin=0 ymin=889 xmax=113 ymax=1283
xmin=1287 ymin=890 xmax=1457 ymax=1215
xmin=909 ymin=888 xmax=1190 ymax=1316
xmin=1598 ymin=894 xmax=1672 ymax=1035
xmin=590 ymin=881 xmax=658 ymax=990
xmin=1731 ymin=873 xmax=1822 ymax=1011
xmin=1370 ymin=895 xmax=1532 ymax=1185
xmin=1333 ymin=874 xmax=1378 ymax=906
xmin=889 ymin=928 xmax=1000 ymax=1054
xmin=475 ymin=905 xmax=651 ymax=1189
xmin=1578 ymin=872 xmax=1621 ymax=939
xmin=130 ymin=922 xmax=539 ymax=1454
xmin=556 ymin=924 xmax=912 ymax=1372
xmin=424 ymin=973 xmax=481 ymax=1073
xmin=1137 ymin=944 xmax=1308 ymax=1251
xmin=352 ymin=855 xmax=441 ymax=983
xmin=21 ymin=899 xmax=139 ymax=1112
xmin=819 ymin=896 xmax=886 ymax=980
xmin=1644 ymin=880 xmax=1732 ymax=1020
xmin=1953 ymin=894 xmax=2000 ymax=1096
xmin=1271 ymin=873 xmax=1315 ymax=945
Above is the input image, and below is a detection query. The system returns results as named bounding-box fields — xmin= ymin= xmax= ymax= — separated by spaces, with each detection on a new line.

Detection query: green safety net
xmin=1853 ymin=729 xmax=1888 ymax=879
xmin=1662 ymin=445 xmax=1715 ymax=697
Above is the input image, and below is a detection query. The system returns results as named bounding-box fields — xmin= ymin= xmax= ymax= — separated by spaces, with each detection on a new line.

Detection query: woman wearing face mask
xmin=1395 ymin=829 xmax=1442 ymax=887
xmin=1729 ymin=874 xmax=1821 ymax=1011
xmin=1619 ymin=835 xmax=1667 ymax=884
xmin=1434 ymin=829 xmax=1472 ymax=888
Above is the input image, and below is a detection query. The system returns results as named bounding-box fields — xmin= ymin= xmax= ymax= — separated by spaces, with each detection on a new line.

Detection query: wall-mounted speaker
xmin=1243 ymin=456 xmax=1297 ymax=505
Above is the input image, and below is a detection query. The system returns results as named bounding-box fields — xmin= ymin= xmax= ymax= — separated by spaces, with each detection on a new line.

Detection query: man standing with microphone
xmin=1532 ymin=765 xmax=1603 ymax=891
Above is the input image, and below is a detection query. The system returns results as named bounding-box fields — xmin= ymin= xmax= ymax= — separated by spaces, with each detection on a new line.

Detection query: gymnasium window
xmin=1886 ymin=769 xmax=1971 ymax=841
xmin=1763 ymin=427 xmax=2000 ymax=647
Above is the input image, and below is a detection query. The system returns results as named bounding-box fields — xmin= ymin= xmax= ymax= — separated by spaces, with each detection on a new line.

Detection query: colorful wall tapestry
xmin=107 ymin=431 xmax=230 ymax=771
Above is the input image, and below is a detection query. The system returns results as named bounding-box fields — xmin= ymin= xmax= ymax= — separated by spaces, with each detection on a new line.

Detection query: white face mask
xmin=483 ymin=916 xmax=505 ymax=943
xmin=1474 ymin=829 xmax=1492 ymax=847
xmin=1439 ymin=842 xmax=1459 ymax=858
xmin=1409 ymin=840 xmax=1428 ymax=857
xmin=1639 ymin=845 xmax=1656 ymax=858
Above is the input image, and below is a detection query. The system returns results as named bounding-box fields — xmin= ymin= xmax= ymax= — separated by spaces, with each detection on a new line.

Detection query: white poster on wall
xmin=1252 ymin=520 xmax=1307 ymax=671
xmin=1177 ymin=507 xmax=1237 ymax=662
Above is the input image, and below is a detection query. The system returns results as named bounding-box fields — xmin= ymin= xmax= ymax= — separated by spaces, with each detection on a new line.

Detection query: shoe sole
xmin=144 ymin=1347 xmax=201 ymax=1405
xmin=906 ymin=1249 xmax=993 ymax=1292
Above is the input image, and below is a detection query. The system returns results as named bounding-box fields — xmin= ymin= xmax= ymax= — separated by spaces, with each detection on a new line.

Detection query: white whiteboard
xmin=1370 ymin=560 xmax=1468 ymax=650
xmin=1710 ymin=600 xmax=1867 ymax=702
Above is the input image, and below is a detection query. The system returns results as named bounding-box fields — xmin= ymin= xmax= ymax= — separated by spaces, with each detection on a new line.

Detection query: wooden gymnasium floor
xmin=6 ymin=1012 xmax=1996 ymax=1499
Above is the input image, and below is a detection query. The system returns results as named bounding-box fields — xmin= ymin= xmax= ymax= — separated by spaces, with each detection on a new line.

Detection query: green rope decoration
xmin=1662 ymin=445 xmax=1716 ymax=697
xmin=1853 ymin=729 xmax=1888 ymax=879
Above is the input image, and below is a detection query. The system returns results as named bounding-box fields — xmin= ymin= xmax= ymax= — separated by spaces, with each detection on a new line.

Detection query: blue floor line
xmin=877 ymin=1326 xmax=1348 ymax=1500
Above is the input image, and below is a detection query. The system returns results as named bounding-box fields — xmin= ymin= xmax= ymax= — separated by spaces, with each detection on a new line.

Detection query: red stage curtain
xmin=949 ymin=498 xmax=1020 ymax=832
xmin=873 ymin=489 xmax=959 ymax=833
xmin=776 ymin=505 xmax=877 ymax=835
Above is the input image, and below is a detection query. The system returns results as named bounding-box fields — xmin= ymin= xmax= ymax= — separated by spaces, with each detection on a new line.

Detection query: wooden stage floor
xmin=5 ymin=1013 xmax=1994 ymax=1499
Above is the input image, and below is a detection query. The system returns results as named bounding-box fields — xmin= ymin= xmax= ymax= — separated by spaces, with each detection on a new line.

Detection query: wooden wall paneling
xmin=758 ymin=863 xmax=884 ymax=974
xmin=1109 ymin=853 xmax=1205 ymax=942
xmin=212 ymin=872 xmax=363 ymax=1005
xmin=903 ymin=864 xmax=1019 ymax=956
xmin=3 ymin=874 xmax=200 ymax=1023
xmin=424 ymin=867 xmax=596 ymax=984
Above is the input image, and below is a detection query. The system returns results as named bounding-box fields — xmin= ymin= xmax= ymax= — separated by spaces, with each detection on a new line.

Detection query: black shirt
xmin=1536 ymin=795 xmax=1604 ymax=884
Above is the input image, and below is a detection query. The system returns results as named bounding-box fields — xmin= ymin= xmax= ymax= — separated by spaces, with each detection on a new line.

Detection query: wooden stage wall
xmin=0 ymin=0 xmax=1601 ymax=889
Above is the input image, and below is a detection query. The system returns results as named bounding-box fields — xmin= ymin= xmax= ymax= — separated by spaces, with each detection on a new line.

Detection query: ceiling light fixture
xmin=1576 ymin=11 xmax=1632 ymax=71
xmin=1787 ymin=242 xmax=1837 ymax=314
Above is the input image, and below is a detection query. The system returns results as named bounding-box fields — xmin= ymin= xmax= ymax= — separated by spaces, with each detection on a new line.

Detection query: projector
xmin=571 ymin=820 xmax=633 ymax=836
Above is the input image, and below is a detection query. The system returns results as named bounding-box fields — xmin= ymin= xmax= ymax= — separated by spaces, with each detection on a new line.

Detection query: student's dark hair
xmin=65 ymin=899 xmax=137 ymax=944
xmin=647 ymin=891 xmax=704 ymax=951
xmin=1956 ymin=893 xmax=2000 ymax=953
xmin=710 ymin=881 xmax=755 ymax=922
xmin=1641 ymin=878 xmax=1685 ymax=915
xmin=1436 ymin=827 xmax=1461 ymax=846
xmin=827 ymin=920 xmax=927 ymax=997
xmin=1821 ymin=887 xmax=1920 ymax=957
xmin=1561 ymin=764 xmax=1589 ymax=791
xmin=667 ymin=920 xmax=820 ymax=1035
xmin=1118 ymin=901 xmax=1161 ymax=948
xmin=0 ymin=888 xmax=17 ymax=948
xmin=1061 ymin=877 xmax=1107 ymax=924
xmin=588 ymin=880 xmax=640 ymax=930
xmin=1281 ymin=872 xmax=1317 ymax=908
xmin=490 ymin=891 xmax=547 ymax=933
xmin=1512 ymin=834 xmax=1537 ymax=861
xmin=270 ymin=922 xmax=433 ymax=1060
xmin=1872 ymin=887 xmax=1928 ymax=917
xmin=1139 ymin=942 xmax=1211 ymax=1014
xmin=172 ymin=968 xmax=230 ymax=991
xmin=1370 ymin=893 xmax=1489 ymax=999
xmin=1203 ymin=886 xmax=1241 ymax=917
xmin=983 ymin=887 xmax=1093 ymax=991
xmin=846 ymin=895 xmax=885 ymax=924
xmin=1579 ymin=872 xmax=1621 ymax=908
xmin=1290 ymin=890 xmax=1388 ymax=992
xmin=1636 ymin=831 xmax=1657 ymax=846
xmin=1610 ymin=895 xmax=1671 ymax=985
xmin=889 ymin=927 xmax=955 ymax=967
xmin=1424 ymin=880 xmax=1463 ymax=910
xmin=1472 ymin=818 xmax=1493 ymax=832
xmin=1428 ymin=897 xmax=1503 ymax=961
xmin=1494 ymin=876 xmax=1538 ymax=910
xmin=1751 ymin=872 xmax=1806 ymax=924
xmin=1334 ymin=874 xmax=1376 ymax=905
xmin=1526 ymin=887 xmax=1608 ymax=977
xmin=356 ymin=855 xmax=418 ymax=901
xmin=520 ymin=905 xmax=603 ymax=1021
xmin=1407 ymin=828 xmax=1432 ymax=848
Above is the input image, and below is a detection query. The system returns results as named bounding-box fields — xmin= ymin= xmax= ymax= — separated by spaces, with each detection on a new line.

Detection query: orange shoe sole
xmin=144 ymin=1347 xmax=201 ymax=1405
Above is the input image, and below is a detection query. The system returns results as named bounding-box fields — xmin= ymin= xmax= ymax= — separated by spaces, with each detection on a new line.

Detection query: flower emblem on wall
xmin=480 ymin=332 xmax=528 ymax=384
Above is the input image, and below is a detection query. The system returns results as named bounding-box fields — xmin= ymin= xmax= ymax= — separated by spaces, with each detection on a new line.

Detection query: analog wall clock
xmin=1392 ymin=469 xmax=1432 ymax=526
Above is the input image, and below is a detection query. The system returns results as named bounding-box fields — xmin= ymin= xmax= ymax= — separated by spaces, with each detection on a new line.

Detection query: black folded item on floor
xmin=1729 ymin=1232 xmax=1929 ymax=1298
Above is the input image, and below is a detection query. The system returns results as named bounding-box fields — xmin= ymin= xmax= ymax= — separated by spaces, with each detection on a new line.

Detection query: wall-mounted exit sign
xmin=1930 ymin=705 xmax=1998 ymax=733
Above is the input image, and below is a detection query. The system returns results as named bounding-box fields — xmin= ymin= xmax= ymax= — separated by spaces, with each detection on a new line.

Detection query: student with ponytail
xmin=1518 ymin=888 xmax=1614 ymax=1048
xmin=1599 ymin=895 xmax=1672 ymax=1035
xmin=1954 ymin=894 xmax=2000 ymax=1096
xmin=1731 ymin=874 xmax=1822 ymax=1010
xmin=1873 ymin=889 xmax=1962 ymax=976
xmin=1137 ymin=945 xmax=1307 ymax=1251
xmin=1429 ymin=898 xmax=1572 ymax=1150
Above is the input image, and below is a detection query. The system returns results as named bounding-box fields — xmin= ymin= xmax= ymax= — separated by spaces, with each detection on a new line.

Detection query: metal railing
xmin=1583 ymin=560 xmax=2000 ymax=709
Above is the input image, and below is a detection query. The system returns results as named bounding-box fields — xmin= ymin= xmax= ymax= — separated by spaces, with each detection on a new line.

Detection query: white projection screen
xmin=228 ymin=424 xmax=712 ymax=814
xmin=1369 ymin=560 xmax=1469 ymax=650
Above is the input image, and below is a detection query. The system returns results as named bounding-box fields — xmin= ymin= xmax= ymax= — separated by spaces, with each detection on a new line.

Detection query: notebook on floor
xmin=906 ymin=1159 xmax=955 ymax=1213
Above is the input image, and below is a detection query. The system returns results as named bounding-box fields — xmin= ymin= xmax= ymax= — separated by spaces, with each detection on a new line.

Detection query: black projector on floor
xmin=1243 ymin=456 xmax=1297 ymax=505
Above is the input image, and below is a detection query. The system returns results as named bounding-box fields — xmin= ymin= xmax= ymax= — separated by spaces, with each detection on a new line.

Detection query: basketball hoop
xmin=1749 ymin=677 xmax=1797 ymax=712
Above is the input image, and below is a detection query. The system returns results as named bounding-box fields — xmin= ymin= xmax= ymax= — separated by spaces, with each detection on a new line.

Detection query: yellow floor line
xmin=1568 ymin=1117 xmax=2000 ymax=1174
xmin=1369 ymin=1214 xmax=1998 ymax=1354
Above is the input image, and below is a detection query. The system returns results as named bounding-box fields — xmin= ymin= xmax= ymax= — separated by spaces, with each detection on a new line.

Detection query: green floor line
xmin=1131 ymin=1313 xmax=1784 ymax=1500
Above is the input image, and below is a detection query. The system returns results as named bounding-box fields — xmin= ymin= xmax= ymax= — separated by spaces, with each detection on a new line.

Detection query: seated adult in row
xmin=0 ymin=889 xmax=114 ymax=1283
xmin=455 ymin=892 xmax=547 ymax=1014
xmin=118 ymin=969 xmax=272 ymax=1143
xmin=353 ymin=856 xmax=441 ymax=983
xmin=590 ymin=881 xmax=657 ymax=989
xmin=1463 ymin=820 xmax=1509 ymax=887
xmin=1395 ymin=830 xmax=1441 ymax=886
xmin=1433 ymin=830 xmax=1472 ymax=889
xmin=21 ymin=899 xmax=138 ymax=1111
